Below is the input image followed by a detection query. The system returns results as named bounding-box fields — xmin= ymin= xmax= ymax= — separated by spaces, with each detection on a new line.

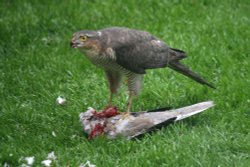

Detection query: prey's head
xmin=79 ymin=107 xmax=104 ymax=135
xmin=70 ymin=30 xmax=102 ymax=50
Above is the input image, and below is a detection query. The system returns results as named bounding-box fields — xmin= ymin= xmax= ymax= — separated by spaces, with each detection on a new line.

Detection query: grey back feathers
xmin=100 ymin=27 xmax=186 ymax=74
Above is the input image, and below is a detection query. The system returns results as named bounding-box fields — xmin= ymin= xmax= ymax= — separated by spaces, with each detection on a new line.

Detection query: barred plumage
xmin=81 ymin=48 xmax=143 ymax=96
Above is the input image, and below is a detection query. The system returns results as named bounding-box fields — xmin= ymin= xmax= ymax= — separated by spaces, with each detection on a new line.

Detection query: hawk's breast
xmin=80 ymin=48 xmax=130 ymax=74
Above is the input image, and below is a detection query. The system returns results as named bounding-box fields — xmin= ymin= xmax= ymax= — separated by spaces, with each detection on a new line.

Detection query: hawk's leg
xmin=126 ymin=73 xmax=144 ymax=113
xmin=105 ymin=70 xmax=122 ymax=106
xmin=126 ymin=91 xmax=134 ymax=113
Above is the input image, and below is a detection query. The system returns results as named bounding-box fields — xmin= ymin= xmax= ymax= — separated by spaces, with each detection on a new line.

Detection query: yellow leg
xmin=121 ymin=92 xmax=133 ymax=119
xmin=126 ymin=93 xmax=133 ymax=113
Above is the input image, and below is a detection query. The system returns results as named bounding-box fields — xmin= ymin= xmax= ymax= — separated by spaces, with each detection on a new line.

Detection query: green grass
xmin=1 ymin=0 xmax=250 ymax=166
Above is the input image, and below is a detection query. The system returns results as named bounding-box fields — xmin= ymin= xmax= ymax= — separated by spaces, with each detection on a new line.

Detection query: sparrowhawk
xmin=70 ymin=27 xmax=214 ymax=113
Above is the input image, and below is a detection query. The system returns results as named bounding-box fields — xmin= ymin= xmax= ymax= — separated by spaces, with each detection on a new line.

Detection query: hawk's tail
xmin=169 ymin=61 xmax=215 ymax=89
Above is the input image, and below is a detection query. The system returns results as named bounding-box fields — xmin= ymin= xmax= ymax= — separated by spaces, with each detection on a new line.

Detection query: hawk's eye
xmin=80 ymin=35 xmax=87 ymax=42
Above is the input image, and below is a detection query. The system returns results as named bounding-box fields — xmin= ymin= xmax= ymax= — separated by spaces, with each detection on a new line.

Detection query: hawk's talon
xmin=121 ymin=111 xmax=131 ymax=120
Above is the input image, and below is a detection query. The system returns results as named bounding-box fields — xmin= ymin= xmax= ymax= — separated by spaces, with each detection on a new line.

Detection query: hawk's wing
xmin=113 ymin=38 xmax=186 ymax=74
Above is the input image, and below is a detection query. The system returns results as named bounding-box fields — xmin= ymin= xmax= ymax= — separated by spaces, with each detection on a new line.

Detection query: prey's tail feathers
xmin=169 ymin=61 xmax=215 ymax=89
xmin=175 ymin=101 xmax=215 ymax=121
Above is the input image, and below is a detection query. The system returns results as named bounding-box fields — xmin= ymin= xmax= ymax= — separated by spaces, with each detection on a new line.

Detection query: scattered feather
xmin=47 ymin=151 xmax=56 ymax=160
xmin=4 ymin=162 xmax=10 ymax=167
xmin=79 ymin=161 xmax=96 ymax=167
xmin=41 ymin=151 xmax=57 ymax=166
xmin=52 ymin=131 xmax=56 ymax=137
xmin=56 ymin=96 xmax=66 ymax=105
xmin=25 ymin=156 xmax=35 ymax=165
xmin=41 ymin=159 xmax=52 ymax=167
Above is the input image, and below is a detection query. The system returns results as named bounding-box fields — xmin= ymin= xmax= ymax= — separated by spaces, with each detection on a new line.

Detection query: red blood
xmin=93 ymin=106 xmax=120 ymax=118
xmin=88 ymin=123 xmax=104 ymax=140
xmin=88 ymin=106 xmax=120 ymax=139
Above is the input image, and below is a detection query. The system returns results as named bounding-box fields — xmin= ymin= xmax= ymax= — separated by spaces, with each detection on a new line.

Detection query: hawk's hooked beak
xmin=70 ymin=41 xmax=78 ymax=48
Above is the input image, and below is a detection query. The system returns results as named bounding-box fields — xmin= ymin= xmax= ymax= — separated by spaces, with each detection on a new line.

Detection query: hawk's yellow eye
xmin=80 ymin=35 xmax=87 ymax=42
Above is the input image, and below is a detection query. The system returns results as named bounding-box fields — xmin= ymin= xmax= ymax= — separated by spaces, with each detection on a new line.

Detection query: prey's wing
xmin=126 ymin=101 xmax=214 ymax=139
xmin=124 ymin=116 xmax=177 ymax=139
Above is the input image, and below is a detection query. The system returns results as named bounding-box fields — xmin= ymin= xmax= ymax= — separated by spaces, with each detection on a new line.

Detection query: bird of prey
xmin=70 ymin=27 xmax=214 ymax=113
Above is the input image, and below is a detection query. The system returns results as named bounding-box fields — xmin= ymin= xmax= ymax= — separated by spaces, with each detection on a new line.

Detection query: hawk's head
xmin=70 ymin=30 xmax=102 ymax=50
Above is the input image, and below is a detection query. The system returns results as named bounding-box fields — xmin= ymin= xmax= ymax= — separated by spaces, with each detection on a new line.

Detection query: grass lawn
xmin=1 ymin=0 xmax=250 ymax=166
